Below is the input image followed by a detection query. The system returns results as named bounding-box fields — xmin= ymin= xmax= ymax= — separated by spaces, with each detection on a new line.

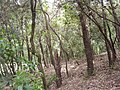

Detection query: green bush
xmin=12 ymin=70 xmax=43 ymax=90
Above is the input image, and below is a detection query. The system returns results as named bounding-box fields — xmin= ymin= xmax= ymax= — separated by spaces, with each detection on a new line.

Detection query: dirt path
xmin=47 ymin=53 xmax=120 ymax=90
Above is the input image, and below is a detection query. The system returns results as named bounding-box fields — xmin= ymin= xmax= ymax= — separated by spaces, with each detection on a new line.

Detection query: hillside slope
xmin=48 ymin=53 xmax=120 ymax=90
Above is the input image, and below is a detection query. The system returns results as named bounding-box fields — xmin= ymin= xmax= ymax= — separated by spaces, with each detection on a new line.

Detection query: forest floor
xmin=46 ymin=52 xmax=120 ymax=90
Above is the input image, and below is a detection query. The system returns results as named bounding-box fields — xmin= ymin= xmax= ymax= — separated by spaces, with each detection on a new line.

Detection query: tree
xmin=30 ymin=0 xmax=47 ymax=89
xmin=76 ymin=0 xmax=94 ymax=76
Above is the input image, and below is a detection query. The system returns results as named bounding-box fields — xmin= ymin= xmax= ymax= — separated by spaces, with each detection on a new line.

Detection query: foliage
xmin=0 ymin=0 xmax=120 ymax=89
xmin=12 ymin=70 xmax=43 ymax=90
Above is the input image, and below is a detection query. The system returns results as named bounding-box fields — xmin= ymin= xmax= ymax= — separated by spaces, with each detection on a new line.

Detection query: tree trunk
xmin=45 ymin=45 xmax=49 ymax=67
xmin=109 ymin=0 xmax=120 ymax=49
xmin=79 ymin=14 xmax=94 ymax=76
xmin=30 ymin=0 xmax=36 ymax=54
xmin=39 ymin=36 xmax=48 ymax=68
xmin=37 ymin=55 xmax=47 ymax=90
xmin=101 ymin=0 xmax=113 ymax=67
xmin=54 ymin=49 xmax=62 ymax=88
xmin=49 ymin=24 xmax=69 ymax=77
xmin=46 ymin=34 xmax=55 ymax=66
xmin=106 ymin=21 xmax=116 ymax=67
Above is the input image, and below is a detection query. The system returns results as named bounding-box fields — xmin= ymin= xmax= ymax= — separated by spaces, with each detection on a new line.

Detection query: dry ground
xmin=46 ymin=52 xmax=120 ymax=90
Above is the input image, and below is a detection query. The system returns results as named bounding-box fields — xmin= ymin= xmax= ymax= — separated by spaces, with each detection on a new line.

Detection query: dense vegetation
xmin=0 ymin=0 xmax=120 ymax=90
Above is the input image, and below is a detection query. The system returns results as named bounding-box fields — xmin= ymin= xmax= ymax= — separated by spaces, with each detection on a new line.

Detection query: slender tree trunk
xmin=39 ymin=36 xmax=48 ymax=68
xmin=76 ymin=0 xmax=94 ymax=76
xmin=49 ymin=24 xmax=69 ymax=77
xmin=60 ymin=47 xmax=63 ymax=60
xmin=37 ymin=55 xmax=47 ymax=90
xmin=77 ymin=0 xmax=116 ymax=68
xmin=30 ymin=0 xmax=36 ymax=54
xmin=45 ymin=45 xmax=49 ymax=67
xmin=101 ymin=0 xmax=112 ymax=67
xmin=21 ymin=16 xmax=24 ymax=57
xmin=43 ymin=11 xmax=55 ymax=66
xmin=107 ymin=22 xmax=116 ymax=66
xmin=46 ymin=34 xmax=55 ymax=66
xmin=109 ymin=0 xmax=120 ymax=48
xmin=25 ymin=25 xmax=33 ymax=72
xmin=30 ymin=0 xmax=37 ymax=73
xmin=26 ymin=36 xmax=33 ymax=72
xmin=79 ymin=13 xmax=94 ymax=76
xmin=30 ymin=5 xmax=47 ymax=90
xmin=54 ymin=49 xmax=62 ymax=88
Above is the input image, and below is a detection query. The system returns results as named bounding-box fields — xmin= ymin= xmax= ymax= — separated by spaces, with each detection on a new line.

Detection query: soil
xmin=46 ymin=52 xmax=120 ymax=90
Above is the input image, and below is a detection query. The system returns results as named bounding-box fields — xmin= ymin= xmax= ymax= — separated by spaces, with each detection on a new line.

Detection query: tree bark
xmin=79 ymin=13 xmax=94 ymax=76
xmin=109 ymin=0 xmax=120 ymax=49
xmin=54 ymin=49 xmax=62 ymax=88
xmin=30 ymin=0 xmax=36 ymax=54
xmin=37 ymin=55 xmax=47 ymax=90
xmin=39 ymin=35 xmax=48 ymax=68
xmin=101 ymin=0 xmax=113 ymax=67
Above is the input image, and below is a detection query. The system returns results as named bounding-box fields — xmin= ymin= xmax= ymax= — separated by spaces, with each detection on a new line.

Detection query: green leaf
xmin=18 ymin=86 xmax=23 ymax=90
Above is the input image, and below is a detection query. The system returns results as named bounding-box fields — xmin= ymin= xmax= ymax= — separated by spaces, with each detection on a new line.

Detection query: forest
xmin=0 ymin=0 xmax=120 ymax=90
